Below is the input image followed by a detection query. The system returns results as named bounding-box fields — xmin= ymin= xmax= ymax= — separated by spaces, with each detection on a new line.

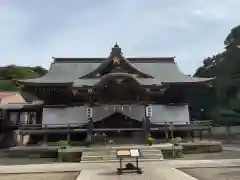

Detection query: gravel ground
xmin=180 ymin=167 xmax=240 ymax=180
xmin=0 ymin=172 xmax=79 ymax=180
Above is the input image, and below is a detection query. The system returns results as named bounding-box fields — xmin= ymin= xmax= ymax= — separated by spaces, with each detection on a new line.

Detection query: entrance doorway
xmin=93 ymin=113 xmax=144 ymax=144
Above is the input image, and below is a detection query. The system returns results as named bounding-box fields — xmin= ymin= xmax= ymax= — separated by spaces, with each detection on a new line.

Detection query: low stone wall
xmin=5 ymin=141 xmax=223 ymax=162
xmin=202 ymin=126 xmax=240 ymax=138
xmin=181 ymin=141 xmax=223 ymax=154
xmin=58 ymin=151 xmax=82 ymax=162
xmin=161 ymin=146 xmax=183 ymax=158
xmin=7 ymin=146 xmax=82 ymax=162
xmin=7 ymin=148 xmax=58 ymax=158
xmin=212 ymin=126 xmax=240 ymax=135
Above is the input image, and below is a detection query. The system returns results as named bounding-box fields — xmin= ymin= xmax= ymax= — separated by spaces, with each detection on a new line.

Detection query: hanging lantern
xmin=121 ymin=105 xmax=124 ymax=112
xmin=88 ymin=88 xmax=93 ymax=94
xmin=72 ymin=89 xmax=78 ymax=96
xmin=146 ymin=105 xmax=152 ymax=118
xmin=86 ymin=107 xmax=93 ymax=119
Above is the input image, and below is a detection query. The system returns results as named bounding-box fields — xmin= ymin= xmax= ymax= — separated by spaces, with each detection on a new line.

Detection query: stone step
xmin=82 ymin=148 xmax=161 ymax=154
xmin=81 ymin=153 xmax=163 ymax=161
xmin=81 ymin=158 xmax=163 ymax=163
xmin=81 ymin=148 xmax=163 ymax=162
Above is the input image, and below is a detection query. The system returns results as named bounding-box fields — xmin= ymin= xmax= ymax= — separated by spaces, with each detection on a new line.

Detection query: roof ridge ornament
xmin=111 ymin=43 xmax=122 ymax=56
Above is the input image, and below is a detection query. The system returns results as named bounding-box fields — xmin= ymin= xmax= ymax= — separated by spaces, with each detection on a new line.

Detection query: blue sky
xmin=0 ymin=0 xmax=240 ymax=74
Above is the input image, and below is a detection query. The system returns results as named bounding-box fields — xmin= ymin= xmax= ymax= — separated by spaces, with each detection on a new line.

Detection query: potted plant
xmin=146 ymin=137 xmax=153 ymax=146
xmin=58 ymin=140 xmax=69 ymax=150
xmin=171 ymin=137 xmax=182 ymax=146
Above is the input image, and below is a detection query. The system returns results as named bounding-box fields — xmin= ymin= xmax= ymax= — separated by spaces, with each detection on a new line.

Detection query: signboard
xmin=130 ymin=149 xmax=140 ymax=157
xmin=116 ymin=150 xmax=131 ymax=157
xmin=116 ymin=149 xmax=140 ymax=157
xmin=146 ymin=105 xmax=152 ymax=117
xmin=86 ymin=107 xmax=92 ymax=119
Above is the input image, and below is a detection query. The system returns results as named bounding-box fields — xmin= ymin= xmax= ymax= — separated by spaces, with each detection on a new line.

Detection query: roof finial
xmin=111 ymin=43 xmax=122 ymax=55
xmin=114 ymin=42 xmax=119 ymax=48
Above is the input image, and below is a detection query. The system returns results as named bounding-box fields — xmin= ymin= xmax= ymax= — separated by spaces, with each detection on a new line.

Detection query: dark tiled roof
xmin=17 ymin=58 xmax=212 ymax=86
xmin=17 ymin=44 xmax=211 ymax=86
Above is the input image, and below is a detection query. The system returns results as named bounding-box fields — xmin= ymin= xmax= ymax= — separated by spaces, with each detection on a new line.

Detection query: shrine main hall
xmin=0 ymin=44 xmax=212 ymax=145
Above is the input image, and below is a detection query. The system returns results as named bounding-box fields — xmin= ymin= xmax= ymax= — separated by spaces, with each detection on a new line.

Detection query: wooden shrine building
xmin=6 ymin=44 xmax=213 ymax=145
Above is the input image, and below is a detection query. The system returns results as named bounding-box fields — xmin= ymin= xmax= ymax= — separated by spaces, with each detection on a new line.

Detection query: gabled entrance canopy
xmin=82 ymin=44 xmax=153 ymax=78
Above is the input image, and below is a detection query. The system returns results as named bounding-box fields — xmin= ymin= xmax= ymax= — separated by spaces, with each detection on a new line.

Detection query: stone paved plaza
xmin=0 ymin=172 xmax=79 ymax=180
xmin=0 ymin=145 xmax=239 ymax=180
xmin=181 ymin=167 xmax=240 ymax=180
xmin=1 ymin=159 xmax=240 ymax=180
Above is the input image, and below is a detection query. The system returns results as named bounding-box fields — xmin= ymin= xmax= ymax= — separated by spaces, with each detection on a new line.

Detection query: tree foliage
xmin=194 ymin=25 xmax=240 ymax=125
xmin=0 ymin=65 xmax=47 ymax=91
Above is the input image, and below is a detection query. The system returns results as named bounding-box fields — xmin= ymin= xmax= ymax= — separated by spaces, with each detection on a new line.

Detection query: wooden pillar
xmin=186 ymin=122 xmax=191 ymax=141
xmin=36 ymin=108 xmax=43 ymax=124
xmin=164 ymin=122 xmax=169 ymax=142
xmin=208 ymin=126 xmax=212 ymax=139
xmin=27 ymin=112 xmax=31 ymax=124
xmin=144 ymin=105 xmax=151 ymax=138
xmin=67 ymin=124 xmax=71 ymax=142
xmin=17 ymin=111 xmax=21 ymax=125
xmin=43 ymin=124 xmax=48 ymax=145
xmin=87 ymin=119 xmax=93 ymax=143
xmin=191 ymin=131 xmax=194 ymax=141
xmin=5 ymin=111 xmax=10 ymax=122
xmin=199 ymin=130 xmax=203 ymax=140
xmin=19 ymin=133 xmax=24 ymax=146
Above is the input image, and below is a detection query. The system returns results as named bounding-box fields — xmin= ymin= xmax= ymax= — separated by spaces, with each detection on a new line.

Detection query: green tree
xmin=0 ymin=65 xmax=47 ymax=91
xmin=194 ymin=25 xmax=240 ymax=125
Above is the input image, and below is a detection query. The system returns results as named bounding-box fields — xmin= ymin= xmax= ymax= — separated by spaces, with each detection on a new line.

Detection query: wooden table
xmin=116 ymin=149 xmax=142 ymax=175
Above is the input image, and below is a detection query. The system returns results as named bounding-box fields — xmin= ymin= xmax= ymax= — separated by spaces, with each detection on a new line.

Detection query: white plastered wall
xmin=42 ymin=107 xmax=88 ymax=127
xmin=151 ymin=104 xmax=190 ymax=124
xmin=42 ymin=104 xmax=190 ymax=127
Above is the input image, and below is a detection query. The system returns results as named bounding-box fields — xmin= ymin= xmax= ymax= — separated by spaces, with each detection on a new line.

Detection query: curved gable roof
xmin=16 ymin=44 xmax=212 ymax=85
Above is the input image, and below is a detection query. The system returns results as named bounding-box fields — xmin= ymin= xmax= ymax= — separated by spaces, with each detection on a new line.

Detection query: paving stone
xmin=181 ymin=167 xmax=240 ymax=180
xmin=0 ymin=172 xmax=79 ymax=180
